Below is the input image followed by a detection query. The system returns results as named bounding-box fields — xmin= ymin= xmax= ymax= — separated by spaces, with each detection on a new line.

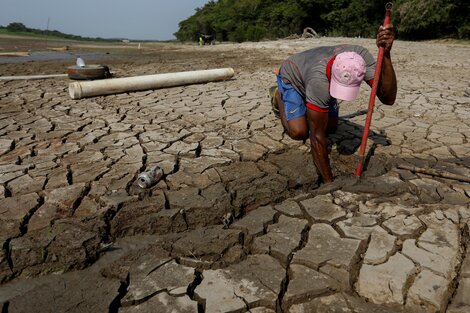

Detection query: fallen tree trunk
xmin=69 ymin=68 xmax=235 ymax=100
xmin=302 ymin=27 xmax=319 ymax=38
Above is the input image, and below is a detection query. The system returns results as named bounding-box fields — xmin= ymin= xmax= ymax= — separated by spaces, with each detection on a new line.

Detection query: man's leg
xmin=327 ymin=99 xmax=339 ymax=134
xmin=273 ymin=74 xmax=309 ymax=140
xmin=274 ymin=90 xmax=308 ymax=140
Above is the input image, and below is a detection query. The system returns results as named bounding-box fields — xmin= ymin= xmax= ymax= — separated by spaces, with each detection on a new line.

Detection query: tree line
xmin=174 ymin=0 xmax=470 ymax=42
xmin=0 ymin=22 xmax=118 ymax=42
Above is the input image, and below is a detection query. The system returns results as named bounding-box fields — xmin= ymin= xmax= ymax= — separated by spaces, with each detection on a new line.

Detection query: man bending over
xmin=271 ymin=25 xmax=397 ymax=183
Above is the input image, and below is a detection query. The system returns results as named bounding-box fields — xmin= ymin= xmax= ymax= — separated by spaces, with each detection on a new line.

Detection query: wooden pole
xmin=397 ymin=164 xmax=470 ymax=183
xmin=355 ymin=2 xmax=393 ymax=177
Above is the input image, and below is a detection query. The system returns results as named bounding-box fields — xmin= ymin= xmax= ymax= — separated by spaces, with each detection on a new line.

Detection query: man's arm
xmin=306 ymin=109 xmax=333 ymax=183
xmin=375 ymin=25 xmax=397 ymax=105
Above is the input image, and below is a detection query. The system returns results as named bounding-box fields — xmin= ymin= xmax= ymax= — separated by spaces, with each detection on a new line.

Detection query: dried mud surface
xmin=0 ymin=37 xmax=469 ymax=313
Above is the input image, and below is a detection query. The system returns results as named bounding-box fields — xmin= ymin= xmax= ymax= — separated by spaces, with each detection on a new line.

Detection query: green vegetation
xmin=0 ymin=28 xmax=70 ymax=40
xmin=175 ymin=0 xmax=470 ymax=42
xmin=0 ymin=22 xmax=118 ymax=42
xmin=395 ymin=0 xmax=469 ymax=39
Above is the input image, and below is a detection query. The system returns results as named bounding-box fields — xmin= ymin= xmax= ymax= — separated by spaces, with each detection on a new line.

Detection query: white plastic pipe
xmin=0 ymin=74 xmax=68 ymax=81
xmin=69 ymin=68 xmax=235 ymax=100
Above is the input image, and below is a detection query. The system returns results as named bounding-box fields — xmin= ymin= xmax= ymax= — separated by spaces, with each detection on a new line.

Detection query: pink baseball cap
xmin=330 ymin=51 xmax=366 ymax=101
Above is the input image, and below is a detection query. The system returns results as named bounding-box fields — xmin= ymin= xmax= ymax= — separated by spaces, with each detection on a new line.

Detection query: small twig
xmin=397 ymin=164 xmax=470 ymax=183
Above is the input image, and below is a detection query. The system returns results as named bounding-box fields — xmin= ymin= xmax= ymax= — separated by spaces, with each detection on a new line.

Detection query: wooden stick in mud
xmin=397 ymin=164 xmax=470 ymax=183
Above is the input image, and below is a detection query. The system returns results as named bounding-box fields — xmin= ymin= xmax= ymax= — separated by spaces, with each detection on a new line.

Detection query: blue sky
xmin=0 ymin=0 xmax=210 ymax=40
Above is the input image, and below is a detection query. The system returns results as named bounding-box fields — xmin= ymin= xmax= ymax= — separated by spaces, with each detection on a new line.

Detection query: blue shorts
xmin=276 ymin=73 xmax=339 ymax=121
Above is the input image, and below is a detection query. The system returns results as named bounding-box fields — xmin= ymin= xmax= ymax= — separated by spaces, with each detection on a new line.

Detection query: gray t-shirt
xmin=279 ymin=44 xmax=376 ymax=109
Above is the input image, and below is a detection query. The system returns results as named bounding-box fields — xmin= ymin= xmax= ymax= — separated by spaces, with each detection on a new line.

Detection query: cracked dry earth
xmin=0 ymin=37 xmax=469 ymax=313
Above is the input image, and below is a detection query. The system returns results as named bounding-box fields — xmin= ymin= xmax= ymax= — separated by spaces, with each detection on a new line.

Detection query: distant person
xmin=270 ymin=25 xmax=397 ymax=184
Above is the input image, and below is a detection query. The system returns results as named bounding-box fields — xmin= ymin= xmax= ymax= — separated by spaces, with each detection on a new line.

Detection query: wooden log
xmin=397 ymin=164 xmax=470 ymax=183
